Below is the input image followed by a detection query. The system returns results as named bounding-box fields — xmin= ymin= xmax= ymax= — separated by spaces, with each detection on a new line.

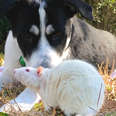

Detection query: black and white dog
xmin=0 ymin=0 xmax=94 ymax=112
xmin=0 ymin=0 xmax=116 ymax=113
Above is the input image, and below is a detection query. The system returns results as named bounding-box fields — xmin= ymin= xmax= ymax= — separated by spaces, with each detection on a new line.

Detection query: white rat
xmin=14 ymin=60 xmax=105 ymax=116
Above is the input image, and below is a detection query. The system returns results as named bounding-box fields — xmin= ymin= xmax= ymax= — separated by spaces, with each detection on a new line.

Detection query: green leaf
xmin=111 ymin=0 xmax=116 ymax=3
xmin=19 ymin=56 xmax=26 ymax=67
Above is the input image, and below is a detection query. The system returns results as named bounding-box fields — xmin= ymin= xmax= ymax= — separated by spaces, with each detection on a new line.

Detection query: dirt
xmin=97 ymin=91 xmax=116 ymax=116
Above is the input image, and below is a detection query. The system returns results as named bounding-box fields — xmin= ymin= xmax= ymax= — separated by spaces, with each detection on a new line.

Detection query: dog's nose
xmin=33 ymin=61 xmax=51 ymax=68
xmin=39 ymin=56 xmax=51 ymax=68
xmin=40 ymin=62 xmax=51 ymax=68
xmin=32 ymin=56 xmax=52 ymax=68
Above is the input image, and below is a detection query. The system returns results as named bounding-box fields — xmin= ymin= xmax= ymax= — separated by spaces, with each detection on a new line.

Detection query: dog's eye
xmin=52 ymin=32 xmax=61 ymax=37
xmin=50 ymin=32 xmax=62 ymax=40
xmin=48 ymin=32 xmax=64 ymax=46
xmin=48 ymin=32 xmax=61 ymax=41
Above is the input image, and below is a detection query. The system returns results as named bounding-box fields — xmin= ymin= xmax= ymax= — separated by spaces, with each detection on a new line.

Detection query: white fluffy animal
xmin=14 ymin=60 xmax=105 ymax=116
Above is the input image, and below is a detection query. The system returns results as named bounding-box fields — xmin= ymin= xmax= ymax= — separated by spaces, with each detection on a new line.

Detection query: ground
xmin=98 ymin=91 xmax=116 ymax=116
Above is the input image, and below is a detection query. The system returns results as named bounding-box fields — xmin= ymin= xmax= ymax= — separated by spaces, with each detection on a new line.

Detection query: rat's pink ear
xmin=37 ymin=66 xmax=43 ymax=77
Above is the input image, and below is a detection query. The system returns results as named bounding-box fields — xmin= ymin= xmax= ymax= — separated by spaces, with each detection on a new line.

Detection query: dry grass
xmin=0 ymin=57 xmax=116 ymax=116
xmin=98 ymin=59 xmax=116 ymax=100
xmin=0 ymin=53 xmax=4 ymax=66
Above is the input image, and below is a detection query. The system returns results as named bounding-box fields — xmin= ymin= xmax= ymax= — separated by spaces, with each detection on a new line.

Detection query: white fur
xmin=27 ymin=0 xmax=41 ymax=4
xmin=39 ymin=1 xmax=46 ymax=38
xmin=14 ymin=60 xmax=105 ymax=116
xmin=29 ymin=25 xmax=39 ymax=36
xmin=46 ymin=25 xmax=55 ymax=35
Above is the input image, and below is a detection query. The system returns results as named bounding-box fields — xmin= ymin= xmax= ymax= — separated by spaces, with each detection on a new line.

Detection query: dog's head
xmin=0 ymin=0 xmax=93 ymax=68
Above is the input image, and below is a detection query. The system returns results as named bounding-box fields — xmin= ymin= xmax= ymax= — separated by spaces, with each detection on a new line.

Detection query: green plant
xmin=0 ymin=112 xmax=8 ymax=116
xmin=85 ymin=0 xmax=116 ymax=35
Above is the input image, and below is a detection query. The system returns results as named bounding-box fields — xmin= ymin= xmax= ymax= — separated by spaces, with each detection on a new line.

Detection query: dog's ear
xmin=0 ymin=0 xmax=38 ymax=35
xmin=64 ymin=0 xmax=93 ymax=20
xmin=0 ymin=0 xmax=18 ymax=18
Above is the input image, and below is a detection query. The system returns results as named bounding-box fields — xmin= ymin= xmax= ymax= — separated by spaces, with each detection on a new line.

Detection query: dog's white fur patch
xmin=39 ymin=1 xmax=46 ymax=39
xmin=27 ymin=0 xmax=40 ymax=4
xmin=14 ymin=60 xmax=105 ymax=116
xmin=29 ymin=25 xmax=39 ymax=36
xmin=46 ymin=25 xmax=55 ymax=35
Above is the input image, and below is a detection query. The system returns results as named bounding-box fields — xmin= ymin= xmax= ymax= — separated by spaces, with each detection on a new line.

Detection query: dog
xmin=14 ymin=60 xmax=105 ymax=116
xmin=0 ymin=0 xmax=94 ymax=112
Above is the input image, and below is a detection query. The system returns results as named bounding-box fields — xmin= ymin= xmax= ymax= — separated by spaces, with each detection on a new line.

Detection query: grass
xmin=0 ymin=56 xmax=116 ymax=116
xmin=97 ymin=59 xmax=116 ymax=116
xmin=98 ymin=59 xmax=116 ymax=100
xmin=0 ymin=53 xmax=4 ymax=66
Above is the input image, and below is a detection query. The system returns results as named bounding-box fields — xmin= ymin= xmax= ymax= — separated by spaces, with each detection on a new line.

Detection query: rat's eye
xmin=25 ymin=69 xmax=30 ymax=72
